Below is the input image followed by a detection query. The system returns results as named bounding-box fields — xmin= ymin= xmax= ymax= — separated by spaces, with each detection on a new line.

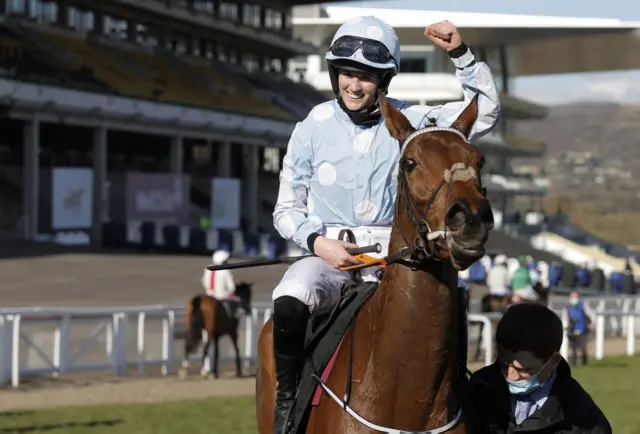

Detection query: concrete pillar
xmin=94 ymin=11 xmax=105 ymax=35
xmin=243 ymin=145 xmax=259 ymax=234
xmin=22 ymin=117 xmax=40 ymax=240
xmin=170 ymin=135 xmax=184 ymax=174
xmin=91 ymin=126 xmax=107 ymax=246
xmin=127 ymin=20 xmax=136 ymax=42
xmin=498 ymin=44 xmax=510 ymax=94
xmin=217 ymin=141 xmax=231 ymax=177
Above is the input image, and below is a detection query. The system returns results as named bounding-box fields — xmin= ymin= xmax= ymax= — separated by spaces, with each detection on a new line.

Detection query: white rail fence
xmin=1 ymin=295 xmax=639 ymax=388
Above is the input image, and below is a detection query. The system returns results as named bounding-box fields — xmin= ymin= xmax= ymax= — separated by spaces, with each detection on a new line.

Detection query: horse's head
xmin=234 ymin=281 xmax=254 ymax=314
xmin=380 ymin=93 xmax=494 ymax=270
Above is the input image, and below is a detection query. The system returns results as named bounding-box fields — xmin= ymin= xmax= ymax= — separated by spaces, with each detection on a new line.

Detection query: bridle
xmin=314 ymin=126 xmax=488 ymax=434
xmin=387 ymin=125 xmax=487 ymax=268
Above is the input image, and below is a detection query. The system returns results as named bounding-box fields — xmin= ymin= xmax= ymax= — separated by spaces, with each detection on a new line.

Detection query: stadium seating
xmin=0 ymin=24 xmax=113 ymax=94
xmin=101 ymin=219 xmax=634 ymax=294
xmin=1 ymin=20 xmax=314 ymax=121
xmin=106 ymin=219 xmax=294 ymax=260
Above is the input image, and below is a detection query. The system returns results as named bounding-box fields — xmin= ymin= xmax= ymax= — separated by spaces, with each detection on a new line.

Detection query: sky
xmin=323 ymin=0 xmax=640 ymax=106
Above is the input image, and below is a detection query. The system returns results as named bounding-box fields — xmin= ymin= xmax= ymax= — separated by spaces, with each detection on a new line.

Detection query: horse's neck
xmin=360 ymin=232 xmax=461 ymax=426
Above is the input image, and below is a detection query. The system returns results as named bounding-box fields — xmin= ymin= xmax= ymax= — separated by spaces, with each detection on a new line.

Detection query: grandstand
xmin=289 ymin=4 xmax=640 ymax=266
xmin=0 ymin=0 xmax=341 ymax=245
xmin=289 ymin=5 xmax=640 ymax=228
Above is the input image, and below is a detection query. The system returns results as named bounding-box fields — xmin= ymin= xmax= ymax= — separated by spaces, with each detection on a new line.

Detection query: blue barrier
xmin=468 ymin=261 xmax=487 ymax=283
xmin=218 ymin=230 xmax=233 ymax=253
xmin=575 ymin=268 xmax=591 ymax=288
xmin=162 ymin=225 xmax=180 ymax=251
xmin=140 ymin=221 xmax=155 ymax=250
xmin=189 ymin=228 xmax=207 ymax=253
xmin=244 ymin=233 xmax=259 ymax=256
xmin=548 ymin=265 xmax=563 ymax=288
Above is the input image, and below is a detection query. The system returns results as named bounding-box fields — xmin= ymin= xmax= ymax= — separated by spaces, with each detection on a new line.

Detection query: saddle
xmin=286 ymin=278 xmax=379 ymax=434
xmin=283 ymin=229 xmax=383 ymax=433
xmin=221 ymin=299 xmax=243 ymax=319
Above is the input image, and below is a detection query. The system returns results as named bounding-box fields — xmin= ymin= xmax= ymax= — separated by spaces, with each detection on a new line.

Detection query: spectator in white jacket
xmin=201 ymin=250 xmax=237 ymax=301
xmin=488 ymin=254 xmax=512 ymax=297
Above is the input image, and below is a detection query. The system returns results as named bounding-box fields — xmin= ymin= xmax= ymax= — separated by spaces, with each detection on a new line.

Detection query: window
xmin=399 ymin=58 xmax=427 ymax=73
xmin=262 ymin=147 xmax=280 ymax=173
xmin=219 ymin=2 xmax=238 ymax=21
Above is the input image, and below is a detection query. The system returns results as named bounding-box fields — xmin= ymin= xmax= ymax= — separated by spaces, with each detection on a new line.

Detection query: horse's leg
xmin=212 ymin=335 xmax=220 ymax=379
xmin=200 ymin=334 xmax=211 ymax=378
xmin=230 ymin=330 xmax=242 ymax=378
xmin=256 ymin=319 xmax=276 ymax=434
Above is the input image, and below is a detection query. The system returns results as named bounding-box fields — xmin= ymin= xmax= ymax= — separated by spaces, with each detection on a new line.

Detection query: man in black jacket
xmin=468 ymin=303 xmax=611 ymax=434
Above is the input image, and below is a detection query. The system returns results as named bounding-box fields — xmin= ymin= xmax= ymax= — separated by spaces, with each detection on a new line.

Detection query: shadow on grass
xmin=0 ymin=412 xmax=33 ymax=418
xmin=0 ymin=419 xmax=121 ymax=432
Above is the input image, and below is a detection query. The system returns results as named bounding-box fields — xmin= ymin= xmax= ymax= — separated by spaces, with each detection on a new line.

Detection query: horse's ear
xmin=450 ymin=94 xmax=479 ymax=138
xmin=378 ymin=91 xmax=414 ymax=145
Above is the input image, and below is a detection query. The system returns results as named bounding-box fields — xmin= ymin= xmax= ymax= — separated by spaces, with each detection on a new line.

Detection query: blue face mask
xmin=503 ymin=353 xmax=560 ymax=395
xmin=569 ymin=298 xmax=579 ymax=306
xmin=506 ymin=375 xmax=543 ymax=395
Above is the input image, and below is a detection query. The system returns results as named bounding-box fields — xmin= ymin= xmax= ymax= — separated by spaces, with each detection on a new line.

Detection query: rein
xmin=340 ymin=126 xmax=480 ymax=273
xmin=318 ymin=125 xmax=482 ymax=434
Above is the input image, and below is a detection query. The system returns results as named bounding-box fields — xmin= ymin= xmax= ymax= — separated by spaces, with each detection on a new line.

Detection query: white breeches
xmin=513 ymin=286 xmax=540 ymax=301
xmin=272 ymin=226 xmax=391 ymax=315
xmin=205 ymin=290 xmax=232 ymax=301
xmin=490 ymin=286 xmax=512 ymax=297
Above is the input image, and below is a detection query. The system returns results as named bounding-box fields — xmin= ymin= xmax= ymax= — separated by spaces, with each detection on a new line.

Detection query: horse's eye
xmin=403 ymin=159 xmax=416 ymax=173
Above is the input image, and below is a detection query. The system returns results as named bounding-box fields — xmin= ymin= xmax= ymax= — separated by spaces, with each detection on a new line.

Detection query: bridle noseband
xmin=390 ymin=126 xmax=486 ymax=267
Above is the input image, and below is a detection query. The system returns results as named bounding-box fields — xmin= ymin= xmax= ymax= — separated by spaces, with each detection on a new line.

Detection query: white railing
xmin=2 ymin=295 xmax=639 ymax=388
xmin=0 ymin=302 xmax=498 ymax=388
xmin=594 ymin=311 xmax=640 ymax=360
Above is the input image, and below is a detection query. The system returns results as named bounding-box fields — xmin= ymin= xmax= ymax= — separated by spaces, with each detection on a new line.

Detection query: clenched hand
xmin=313 ymin=236 xmax=361 ymax=269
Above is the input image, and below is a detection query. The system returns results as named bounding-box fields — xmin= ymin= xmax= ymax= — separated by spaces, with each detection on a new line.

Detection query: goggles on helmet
xmin=329 ymin=36 xmax=395 ymax=66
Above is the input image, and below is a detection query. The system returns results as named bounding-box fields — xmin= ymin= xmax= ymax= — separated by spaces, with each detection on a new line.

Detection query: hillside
xmin=511 ymin=102 xmax=640 ymax=246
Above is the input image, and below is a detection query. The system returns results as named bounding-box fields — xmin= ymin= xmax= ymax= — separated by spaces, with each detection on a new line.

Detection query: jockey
xmin=270 ymin=16 xmax=500 ymax=434
xmin=510 ymin=256 xmax=540 ymax=302
xmin=201 ymin=250 xmax=237 ymax=301
xmin=488 ymin=254 xmax=512 ymax=297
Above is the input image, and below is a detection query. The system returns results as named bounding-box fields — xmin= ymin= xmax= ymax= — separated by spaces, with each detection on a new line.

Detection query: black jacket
xmin=468 ymin=359 xmax=611 ymax=434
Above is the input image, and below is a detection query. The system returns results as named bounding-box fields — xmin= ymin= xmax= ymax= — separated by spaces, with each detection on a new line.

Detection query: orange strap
xmin=339 ymin=254 xmax=388 ymax=272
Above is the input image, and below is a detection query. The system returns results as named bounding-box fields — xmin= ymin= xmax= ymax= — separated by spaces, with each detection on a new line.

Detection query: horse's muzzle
xmin=446 ymin=222 xmax=491 ymax=269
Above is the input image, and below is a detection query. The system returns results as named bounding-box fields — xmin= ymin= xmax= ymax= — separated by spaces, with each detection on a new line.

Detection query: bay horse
xmin=256 ymin=93 xmax=494 ymax=433
xmin=178 ymin=282 xmax=253 ymax=379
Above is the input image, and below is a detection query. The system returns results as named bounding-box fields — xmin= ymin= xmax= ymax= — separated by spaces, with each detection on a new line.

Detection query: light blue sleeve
xmin=272 ymin=120 xmax=323 ymax=250
xmin=402 ymin=48 xmax=502 ymax=142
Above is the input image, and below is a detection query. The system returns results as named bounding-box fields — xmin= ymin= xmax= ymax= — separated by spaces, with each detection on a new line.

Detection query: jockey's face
xmin=338 ymin=69 xmax=379 ymax=112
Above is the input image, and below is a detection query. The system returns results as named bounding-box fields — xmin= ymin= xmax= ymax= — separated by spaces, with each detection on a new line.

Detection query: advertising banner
xmin=126 ymin=172 xmax=191 ymax=225
xmin=51 ymin=167 xmax=93 ymax=229
xmin=211 ymin=177 xmax=241 ymax=229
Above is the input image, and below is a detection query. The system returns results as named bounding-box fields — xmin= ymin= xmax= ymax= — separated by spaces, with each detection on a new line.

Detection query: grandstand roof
xmin=64 ymin=0 xmax=319 ymax=56
xmin=293 ymin=6 xmax=640 ymax=75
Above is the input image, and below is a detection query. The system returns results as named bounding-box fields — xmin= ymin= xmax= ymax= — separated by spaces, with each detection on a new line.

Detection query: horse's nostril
xmin=479 ymin=199 xmax=494 ymax=226
xmin=445 ymin=201 xmax=469 ymax=228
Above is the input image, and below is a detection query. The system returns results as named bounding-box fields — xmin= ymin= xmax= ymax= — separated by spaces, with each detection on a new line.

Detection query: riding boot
xmin=272 ymin=296 xmax=310 ymax=434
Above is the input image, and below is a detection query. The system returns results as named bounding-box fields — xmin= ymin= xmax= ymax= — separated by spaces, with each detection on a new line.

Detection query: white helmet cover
xmin=212 ymin=250 xmax=231 ymax=265
xmin=325 ymin=16 xmax=400 ymax=75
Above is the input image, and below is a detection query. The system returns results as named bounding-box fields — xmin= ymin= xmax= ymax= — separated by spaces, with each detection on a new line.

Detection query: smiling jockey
xmin=271 ymin=16 xmax=500 ymax=434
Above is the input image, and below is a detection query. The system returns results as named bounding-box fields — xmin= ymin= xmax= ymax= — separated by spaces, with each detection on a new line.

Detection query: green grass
xmin=0 ymin=356 xmax=639 ymax=433
xmin=0 ymin=396 xmax=257 ymax=434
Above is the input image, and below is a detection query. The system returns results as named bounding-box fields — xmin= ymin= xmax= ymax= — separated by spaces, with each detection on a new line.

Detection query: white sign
xmin=52 ymin=167 xmax=93 ymax=229
xmin=211 ymin=177 xmax=241 ymax=229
